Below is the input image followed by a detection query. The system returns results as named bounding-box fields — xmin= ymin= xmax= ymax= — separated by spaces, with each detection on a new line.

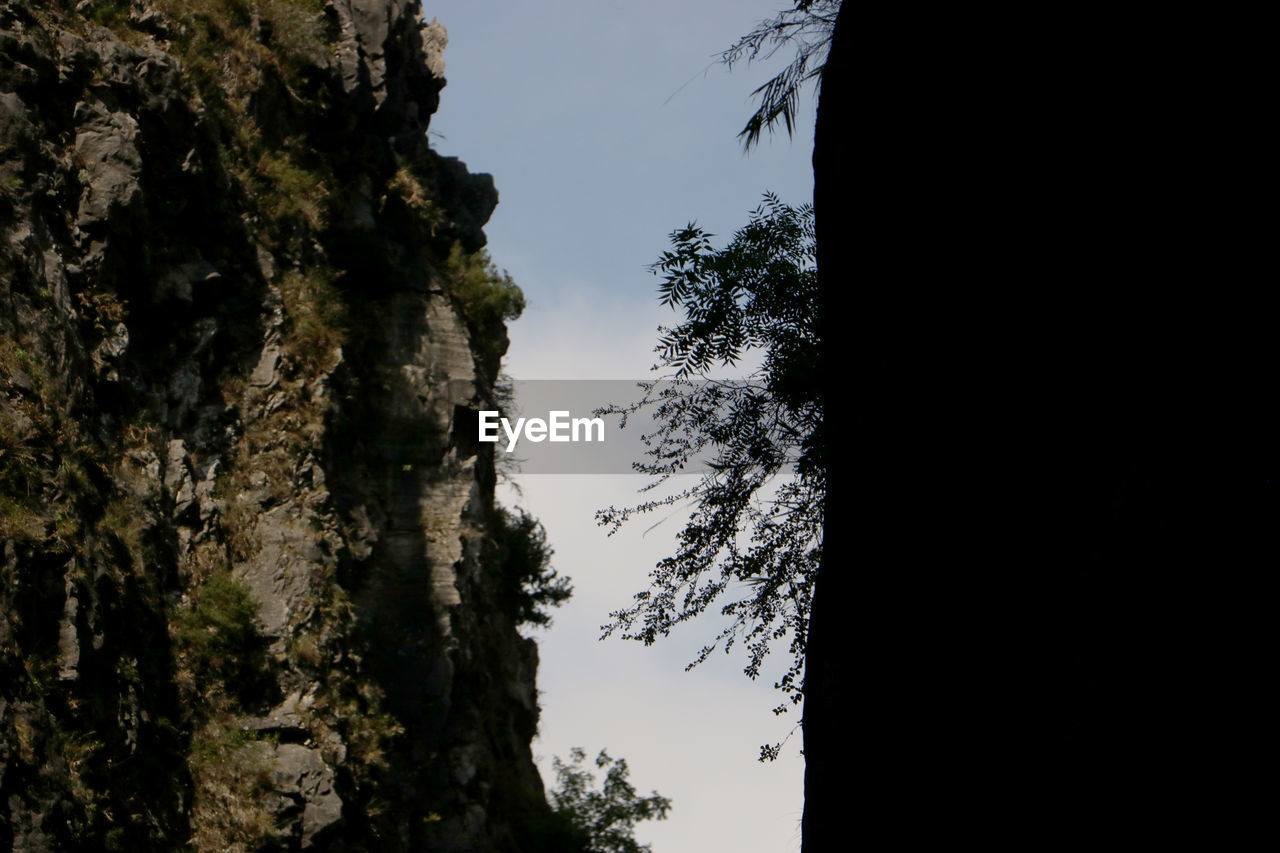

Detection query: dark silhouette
xmin=807 ymin=3 xmax=1270 ymax=848
xmin=803 ymin=3 xmax=845 ymax=847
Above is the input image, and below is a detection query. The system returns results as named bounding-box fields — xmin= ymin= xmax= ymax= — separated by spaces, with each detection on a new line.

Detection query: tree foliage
xmin=548 ymin=747 xmax=672 ymax=853
xmin=495 ymin=506 xmax=573 ymax=628
xmin=444 ymin=242 xmax=526 ymax=327
xmin=723 ymin=0 xmax=842 ymax=150
xmin=597 ymin=195 xmax=822 ymax=758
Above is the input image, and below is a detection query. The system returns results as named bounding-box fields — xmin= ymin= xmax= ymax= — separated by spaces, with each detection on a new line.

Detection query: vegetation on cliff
xmin=2 ymin=1 xmax=557 ymax=850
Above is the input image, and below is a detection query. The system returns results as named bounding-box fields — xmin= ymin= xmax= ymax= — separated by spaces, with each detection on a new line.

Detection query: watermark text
xmin=478 ymin=410 xmax=605 ymax=452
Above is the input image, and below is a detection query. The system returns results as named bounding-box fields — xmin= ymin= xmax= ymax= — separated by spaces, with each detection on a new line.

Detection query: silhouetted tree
xmin=597 ymin=195 xmax=821 ymax=758
xmin=547 ymin=748 xmax=672 ymax=853
xmin=601 ymin=5 xmax=845 ymax=849
xmin=495 ymin=506 xmax=573 ymax=628
xmin=724 ymin=0 xmax=842 ymax=150
xmin=803 ymin=1 xmax=847 ymax=847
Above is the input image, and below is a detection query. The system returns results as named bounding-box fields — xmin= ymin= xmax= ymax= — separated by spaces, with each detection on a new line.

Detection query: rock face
xmin=1 ymin=2 xmax=550 ymax=850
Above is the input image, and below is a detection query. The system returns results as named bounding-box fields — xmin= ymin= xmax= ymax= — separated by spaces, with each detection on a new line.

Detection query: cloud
xmin=503 ymin=475 xmax=803 ymax=853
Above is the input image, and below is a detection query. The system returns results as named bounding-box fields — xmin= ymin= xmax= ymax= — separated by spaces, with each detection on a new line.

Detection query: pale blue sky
xmin=425 ymin=3 xmax=817 ymax=850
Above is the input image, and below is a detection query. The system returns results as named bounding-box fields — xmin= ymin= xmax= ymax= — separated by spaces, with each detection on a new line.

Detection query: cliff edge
xmin=1 ymin=1 xmax=554 ymax=849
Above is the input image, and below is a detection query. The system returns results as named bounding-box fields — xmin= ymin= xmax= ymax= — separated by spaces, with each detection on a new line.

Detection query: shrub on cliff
xmin=172 ymin=568 xmax=269 ymax=704
xmin=495 ymin=506 xmax=572 ymax=628
xmin=444 ymin=243 xmax=525 ymax=322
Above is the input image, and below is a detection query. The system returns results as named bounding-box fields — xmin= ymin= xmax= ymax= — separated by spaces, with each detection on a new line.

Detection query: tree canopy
xmin=495 ymin=505 xmax=573 ymax=628
xmin=597 ymin=194 xmax=822 ymax=758
xmin=547 ymin=748 xmax=672 ymax=853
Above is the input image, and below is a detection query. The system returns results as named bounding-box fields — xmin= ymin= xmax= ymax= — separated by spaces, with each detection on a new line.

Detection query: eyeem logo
xmin=478 ymin=410 xmax=605 ymax=452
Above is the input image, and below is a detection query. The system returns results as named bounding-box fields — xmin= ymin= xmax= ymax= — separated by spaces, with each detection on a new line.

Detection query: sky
xmin=424 ymin=3 xmax=818 ymax=850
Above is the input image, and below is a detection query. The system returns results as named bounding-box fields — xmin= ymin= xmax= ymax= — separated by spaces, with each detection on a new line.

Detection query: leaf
xmin=598 ymin=195 xmax=823 ymax=727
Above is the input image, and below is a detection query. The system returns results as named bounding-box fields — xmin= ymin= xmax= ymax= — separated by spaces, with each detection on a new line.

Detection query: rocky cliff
xmin=0 ymin=2 xmax=557 ymax=850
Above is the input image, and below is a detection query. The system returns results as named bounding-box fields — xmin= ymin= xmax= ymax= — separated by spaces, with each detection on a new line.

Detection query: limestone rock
xmin=252 ymin=741 xmax=343 ymax=849
xmin=73 ymin=101 xmax=142 ymax=226
xmin=0 ymin=1 xmax=551 ymax=849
